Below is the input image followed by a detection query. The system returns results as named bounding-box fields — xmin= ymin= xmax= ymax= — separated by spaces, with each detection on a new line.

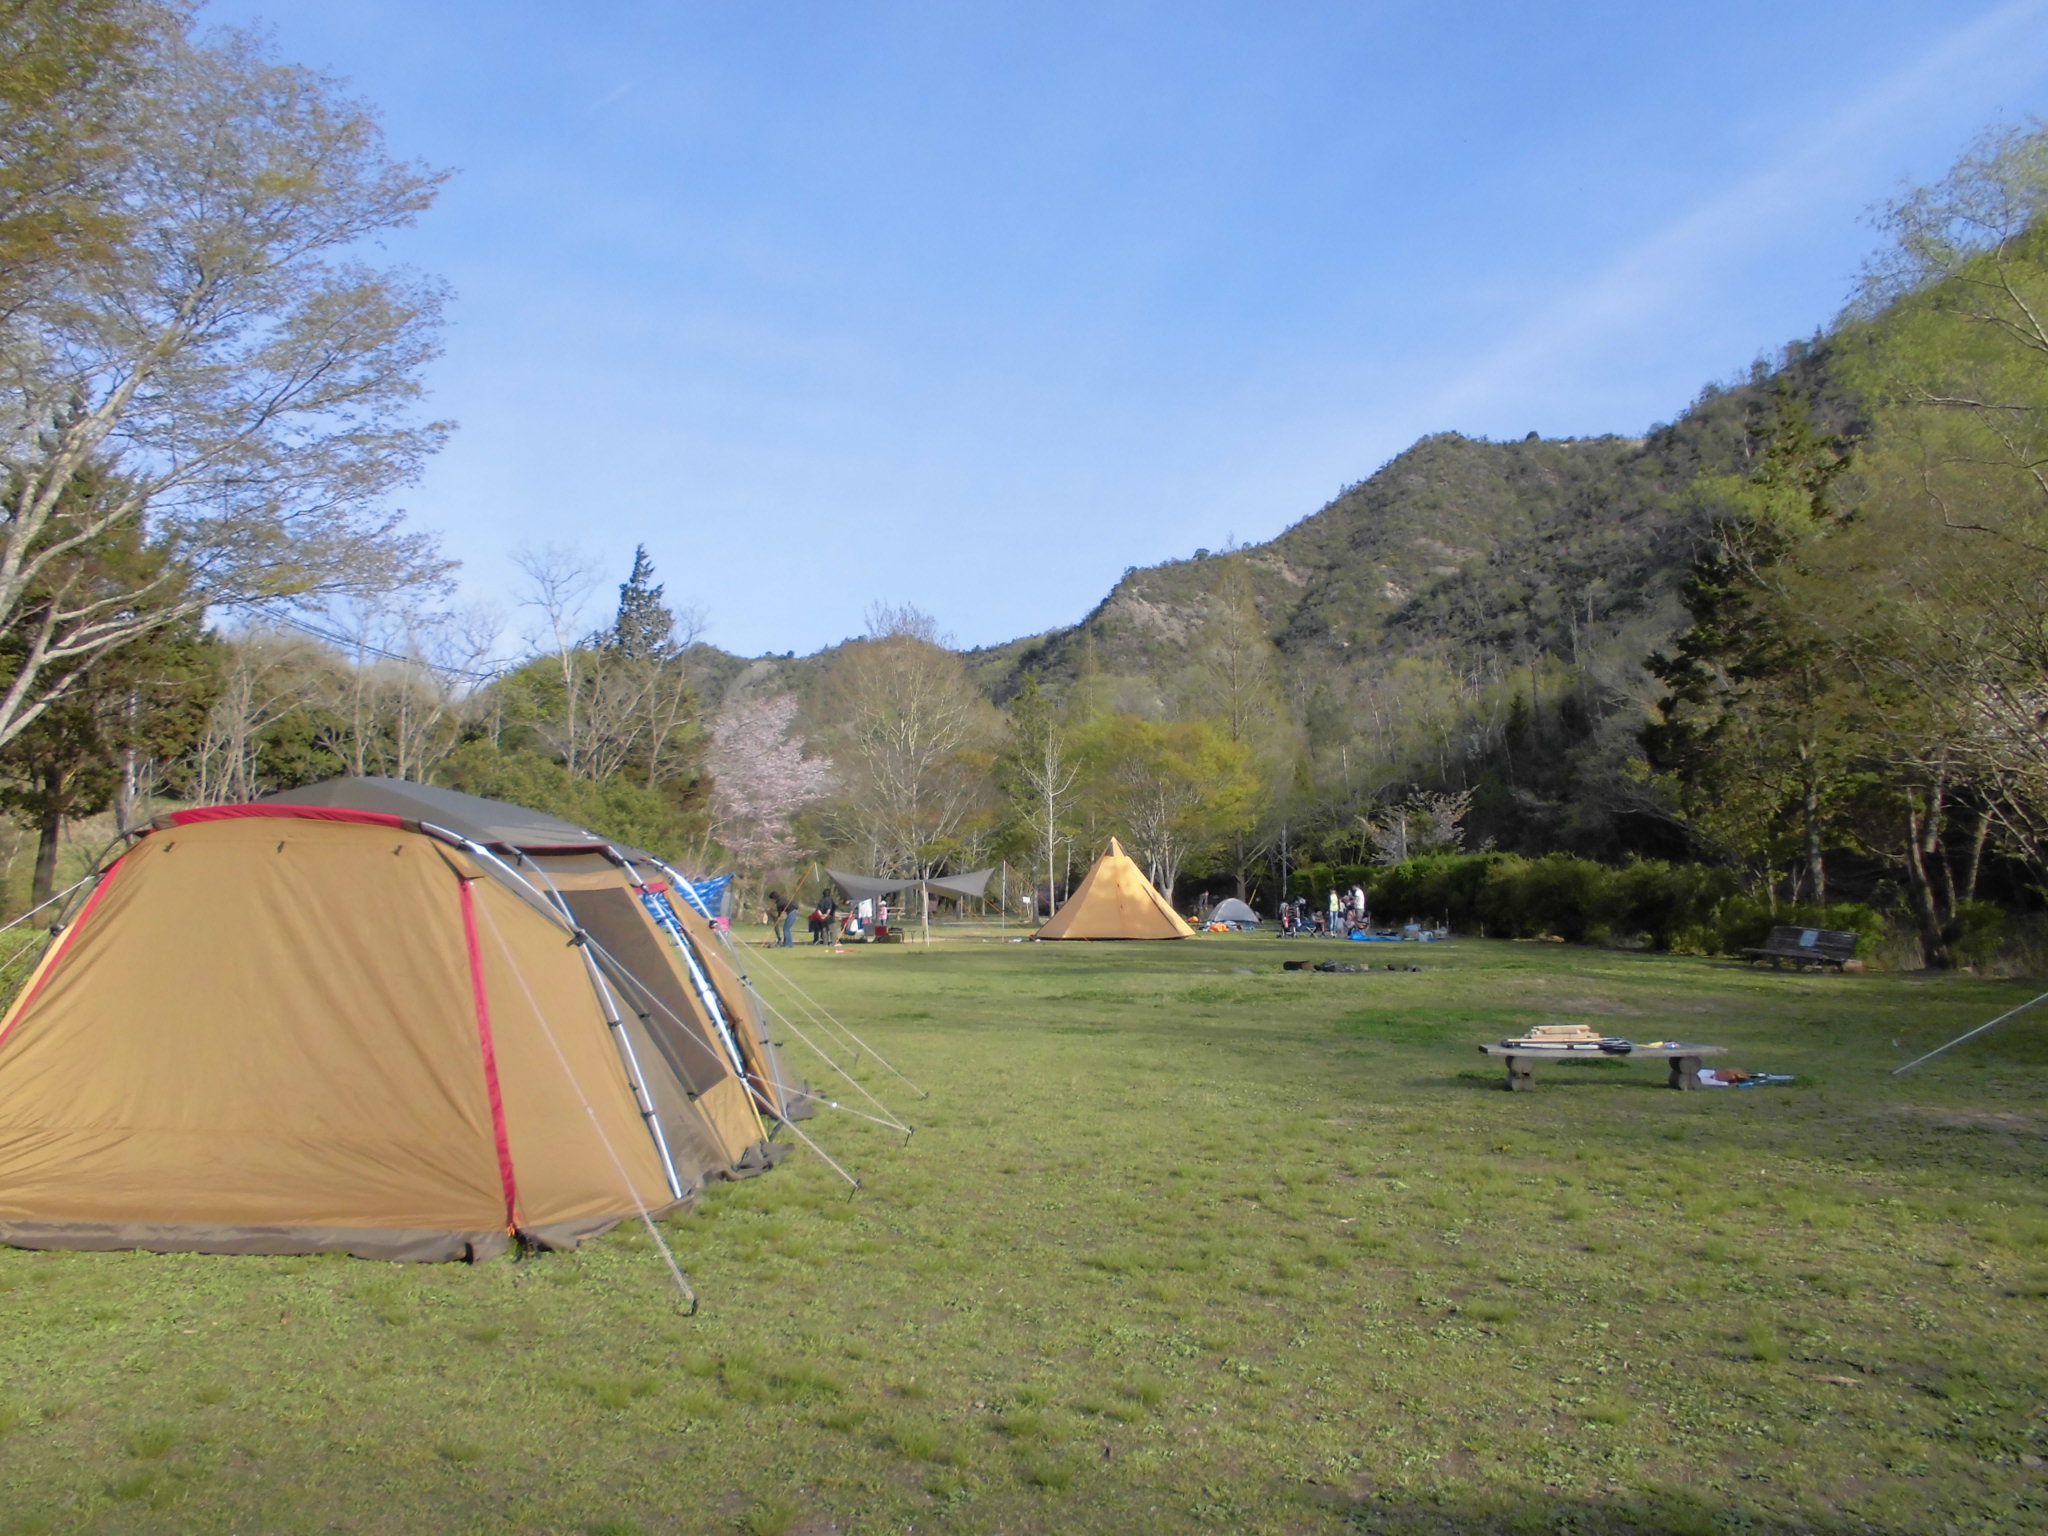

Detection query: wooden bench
xmin=1740 ymin=926 xmax=1860 ymax=971
xmin=1477 ymin=1042 xmax=1726 ymax=1091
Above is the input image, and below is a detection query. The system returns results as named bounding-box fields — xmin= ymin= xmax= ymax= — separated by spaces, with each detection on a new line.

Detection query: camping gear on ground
xmin=0 ymin=777 xmax=826 ymax=1262
xmin=1282 ymin=960 xmax=1422 ymax=973
xmin=1206 ymin=897 xmax=1259 ymax=930
xmin=1697 ymin=1069 xmax=1797 ymax=1087
xmin=1034 ymin=840 xmax=1194 ymax=941
xmin=1497 ymin=1025 xmax=1633 ymax=1054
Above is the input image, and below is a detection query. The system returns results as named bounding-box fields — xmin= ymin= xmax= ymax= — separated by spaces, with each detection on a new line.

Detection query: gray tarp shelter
xmin=826 ymin=867 xmax=996 ymax=942
xmin=826 ymin=867 xmax=995 ymax=903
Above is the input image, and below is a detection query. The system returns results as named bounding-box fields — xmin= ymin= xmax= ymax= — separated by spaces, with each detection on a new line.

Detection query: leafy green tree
xmin=0 ymin=490 xmax=214 ymax=906
xmin=511 ymin=545 xmax=702 ymax=788
xmin=1812 ymin=121 xmax=2048 ymax=957
xmin=1647 ymin=389 xmax=1857 ymax=903
xmin=0 ymin=0 xmax=165 ymax=309
xmin=814 ymin=605 xmax=1000 ymax=876
xmin=0 ymin=12 xmax=451 ymax=751
xmin=994 ymin=677 xmax=1080 ymax=916
xmin=0 ymin=615 xmax=211 ymax=909
xmin=1073 ymin=712 xmax=1260 ymax=899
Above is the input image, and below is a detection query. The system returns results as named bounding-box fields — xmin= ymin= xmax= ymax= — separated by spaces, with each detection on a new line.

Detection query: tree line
xmin=6 ymin=6 xmax=2048 ymax=967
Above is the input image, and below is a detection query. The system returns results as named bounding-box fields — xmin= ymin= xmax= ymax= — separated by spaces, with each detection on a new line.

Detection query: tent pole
xmin=922 ymin=882 xmax=930 ymax=947
xmin=509 ymin=851 xmax=699 ymax=1198
xmin=620 ymin=856 xmax=762 ymax=1103
xmin=644 ymin=855 xmax=803 ymax=1116
xmin=589 ymin=968 xmax=691 ymax=1202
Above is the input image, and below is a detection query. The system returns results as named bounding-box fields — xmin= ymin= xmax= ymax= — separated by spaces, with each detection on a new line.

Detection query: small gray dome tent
xmin=1208 ymin=898 xmax=1260 ymax=930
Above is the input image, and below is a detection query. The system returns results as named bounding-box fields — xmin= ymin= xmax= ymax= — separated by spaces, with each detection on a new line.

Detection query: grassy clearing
xmin=2 ymin=933 xmax=2045 ymax=1532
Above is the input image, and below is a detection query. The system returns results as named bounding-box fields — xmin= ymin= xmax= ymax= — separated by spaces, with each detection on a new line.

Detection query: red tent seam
xmin=458 ymin=875 xmax=522 ymax=1231
xmin=0 ymin=856 xmax=127 ymax=1055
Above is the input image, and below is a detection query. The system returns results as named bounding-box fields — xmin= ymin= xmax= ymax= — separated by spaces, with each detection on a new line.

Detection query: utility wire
xmin=258 ymin=613 xmax=513 ymax=683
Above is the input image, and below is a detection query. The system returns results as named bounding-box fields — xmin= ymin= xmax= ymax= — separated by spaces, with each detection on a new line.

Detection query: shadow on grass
xmin=1424 ymin=1068 xmax=1680 ymax=1093
xmin=1287 ymin=1481 xmax=2007 ymax=1535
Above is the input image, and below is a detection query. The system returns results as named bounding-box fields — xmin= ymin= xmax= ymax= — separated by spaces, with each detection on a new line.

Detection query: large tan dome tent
xmin=259 ymin=776 xmax=803 ymax=1132
xmin=1035 ymin=838 xmax=1195 ymax=941
xmin=0 ymin=780 xmax=801 ymax=1261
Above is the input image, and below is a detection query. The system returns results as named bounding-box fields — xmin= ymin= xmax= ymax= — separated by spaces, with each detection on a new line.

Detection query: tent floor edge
xmin=0 ymin=1220 xmax=512 ymax=1263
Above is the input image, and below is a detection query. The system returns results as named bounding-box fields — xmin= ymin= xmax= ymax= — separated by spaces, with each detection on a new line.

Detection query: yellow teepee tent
xmin=1035 ymin=839 xmax=1195 ymax=941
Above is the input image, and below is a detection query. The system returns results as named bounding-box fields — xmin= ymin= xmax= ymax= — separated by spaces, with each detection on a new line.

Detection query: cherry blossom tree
xmin=706 ymin=693 xmax=832 ymax=872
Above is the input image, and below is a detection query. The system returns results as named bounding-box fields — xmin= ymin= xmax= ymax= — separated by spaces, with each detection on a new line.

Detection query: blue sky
xmin=208 ymin=0 xmax=2048 ymax=657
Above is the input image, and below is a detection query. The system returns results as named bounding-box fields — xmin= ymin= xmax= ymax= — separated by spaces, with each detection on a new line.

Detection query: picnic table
xmin=1477 ymin=1042 xmax=1727 ymax=1092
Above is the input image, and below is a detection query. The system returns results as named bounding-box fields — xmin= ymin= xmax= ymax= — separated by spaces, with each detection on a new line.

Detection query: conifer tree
xmin=1647 ymin=389 xmax=1855 ymax=904
xmin=607 ymin=545 xmax=676 ymax=661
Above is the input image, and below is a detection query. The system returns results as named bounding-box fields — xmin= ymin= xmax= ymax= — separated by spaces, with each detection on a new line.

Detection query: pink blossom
xmin=707 ymin=694 xmax=833 ymax=871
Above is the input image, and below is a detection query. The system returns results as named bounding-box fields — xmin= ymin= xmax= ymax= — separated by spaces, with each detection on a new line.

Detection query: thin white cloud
xmin=1418 ymin=0 xmax=2048 ymax=422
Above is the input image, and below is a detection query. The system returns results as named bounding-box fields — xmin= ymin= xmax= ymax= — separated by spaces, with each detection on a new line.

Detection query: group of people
xmin=1278 ymin=886 xmax=1372 ymax=938
xmin=765 ymin=889 xmax=888 ymax=947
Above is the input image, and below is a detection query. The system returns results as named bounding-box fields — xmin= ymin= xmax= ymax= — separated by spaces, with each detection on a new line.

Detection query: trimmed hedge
xmin=1297 ymin=853 xmax=1882 ymax=957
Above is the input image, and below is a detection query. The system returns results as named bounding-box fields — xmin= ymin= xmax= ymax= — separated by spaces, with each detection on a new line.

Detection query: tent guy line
xmin=1891 ymin=987 xmax=2048 ymax=1075
xmin=749 ymin=990 xmax=914 ymax=1139
xmin=475 ymin=895 xmax=699 ymax=1314
xmin=0 ymin=874 xmax=94 ymax=939
xmin=744 ymin=944 xmax=931 ymax=1100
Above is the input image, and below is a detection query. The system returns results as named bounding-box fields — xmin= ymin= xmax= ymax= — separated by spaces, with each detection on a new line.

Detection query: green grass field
xmin=2 ymin=931 xmax=2045 ymax=1534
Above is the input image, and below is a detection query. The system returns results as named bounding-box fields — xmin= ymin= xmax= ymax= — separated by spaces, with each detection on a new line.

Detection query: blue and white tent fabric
xmin=673 ymin=874 xmax=733 ymax=919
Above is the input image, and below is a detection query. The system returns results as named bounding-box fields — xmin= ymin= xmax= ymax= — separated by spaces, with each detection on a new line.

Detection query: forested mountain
xmin=650 ymin=340 xmax=1859 ymax=876
xmin=8 ymin=12 xmax=2041 ymax=970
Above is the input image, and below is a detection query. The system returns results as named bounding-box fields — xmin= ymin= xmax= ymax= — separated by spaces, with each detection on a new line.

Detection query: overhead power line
xmin=257 ymin=613 xmax=511 ymax=683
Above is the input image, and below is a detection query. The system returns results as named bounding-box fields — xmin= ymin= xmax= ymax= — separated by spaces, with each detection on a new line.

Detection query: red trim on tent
xmin=639 ymin=879 xmax=669 ymax=893
xmin=0 ymin=856 xmax=126 ymax=1055
xmin=164 ymin=805 xmax=408 ymax=831
xmin=458 ymin=876 xmax=521 ymax=1230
